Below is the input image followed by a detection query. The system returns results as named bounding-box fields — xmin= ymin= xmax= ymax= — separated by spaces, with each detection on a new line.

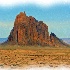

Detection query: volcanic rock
xmin=7 ymin=12 xmax=67 ymax=47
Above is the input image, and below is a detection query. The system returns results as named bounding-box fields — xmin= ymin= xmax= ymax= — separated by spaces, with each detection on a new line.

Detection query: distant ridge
xmin=0 ymin=38 xmax=7 ymax=44
xmin=61 ymin=38 xmax=70 ymax=44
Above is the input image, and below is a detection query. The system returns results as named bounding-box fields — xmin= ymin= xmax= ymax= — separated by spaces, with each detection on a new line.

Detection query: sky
xmin=0 ymin=0 xmax=70 ymax=38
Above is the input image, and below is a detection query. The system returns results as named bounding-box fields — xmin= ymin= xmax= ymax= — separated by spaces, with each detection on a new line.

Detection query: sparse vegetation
xmin=0 ymin=45 xmax=70 ymax=68
xmin=0 ymin=44 xmax=69 ymax=50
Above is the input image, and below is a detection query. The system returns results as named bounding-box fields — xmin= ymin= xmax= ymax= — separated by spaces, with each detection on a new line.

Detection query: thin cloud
xmin=0 ymin=22 xmax=13 ymax=27
xmin=0 ymin=0 xmax=70 ymax=7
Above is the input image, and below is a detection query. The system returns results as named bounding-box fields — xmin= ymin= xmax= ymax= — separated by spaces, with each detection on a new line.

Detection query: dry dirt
xmin=0 ymin=45 xmax=70 ymax=68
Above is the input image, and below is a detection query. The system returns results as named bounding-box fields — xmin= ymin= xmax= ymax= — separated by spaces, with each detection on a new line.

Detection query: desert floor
xmin=0 ymin=45 xmax=70 ymax=68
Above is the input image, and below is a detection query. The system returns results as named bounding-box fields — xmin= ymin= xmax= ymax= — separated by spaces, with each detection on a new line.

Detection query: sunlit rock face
xmin=8 ymin=12 xmax=66 ymax=47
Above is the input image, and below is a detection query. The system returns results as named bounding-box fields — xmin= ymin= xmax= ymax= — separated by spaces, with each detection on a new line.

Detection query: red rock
xmin=7 ymin=12 xmax=67 ymax=47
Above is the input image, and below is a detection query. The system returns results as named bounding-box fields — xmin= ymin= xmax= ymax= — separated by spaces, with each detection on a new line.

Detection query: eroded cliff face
xmin=7 ymin=12 xmax=66 ymax=47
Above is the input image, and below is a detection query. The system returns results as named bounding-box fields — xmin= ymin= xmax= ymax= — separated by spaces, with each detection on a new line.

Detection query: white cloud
xmin=0 ymin=22 xmax=13 ymax=27
xmin=0 ymin=22 xmax=14 ymax=38
xmin=0 ymin=0 xmax=70 ymax=7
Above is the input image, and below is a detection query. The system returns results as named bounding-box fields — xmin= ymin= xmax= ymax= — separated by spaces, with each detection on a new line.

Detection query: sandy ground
xmin=0 ymin=46 xmax=70 ymax=68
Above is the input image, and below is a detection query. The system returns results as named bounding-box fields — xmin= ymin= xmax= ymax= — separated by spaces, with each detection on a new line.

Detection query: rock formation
xmin=7 ymin=12 xmax=67 ymax=47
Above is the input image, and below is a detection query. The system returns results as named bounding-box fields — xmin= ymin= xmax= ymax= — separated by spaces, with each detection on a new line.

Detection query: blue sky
xmin=0 ymin=0 xmax=70 ymax=38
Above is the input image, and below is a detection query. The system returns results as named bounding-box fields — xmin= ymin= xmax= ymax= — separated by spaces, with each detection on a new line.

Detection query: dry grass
xmin=0 ymin=45 xmax=70 ymax=68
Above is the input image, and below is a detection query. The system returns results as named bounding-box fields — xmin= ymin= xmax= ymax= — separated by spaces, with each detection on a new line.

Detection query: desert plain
xmin=0 ymin=45 xmax=70 ymax=69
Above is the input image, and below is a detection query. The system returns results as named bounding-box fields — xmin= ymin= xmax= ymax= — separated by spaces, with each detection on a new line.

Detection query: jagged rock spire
xmin=7 ymin=12 xmax=67 ymax=47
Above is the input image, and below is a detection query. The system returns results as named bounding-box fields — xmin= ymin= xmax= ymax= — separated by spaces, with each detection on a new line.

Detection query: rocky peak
xmin=7 ymin=12 xmax=67 ymax=47
xmin=15 ymin=12 xmax=27 ymax=24
xmin=17 ymin=12 xmax=26 ymax=17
